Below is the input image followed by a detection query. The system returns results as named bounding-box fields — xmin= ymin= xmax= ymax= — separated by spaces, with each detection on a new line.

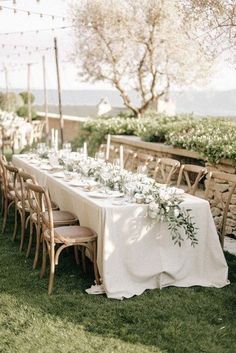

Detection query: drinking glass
xmin=124 ymin=182 xmax=136 ymax=202
xmin=113 ymin=158 xmax=120 ymax=167
xmin=94 ymin=151 xmax=105 ymax=162
xmin=100 ymin=167 xmax=110 ymax=193
xmin=137 ymin=164 xmax=148 ymax=175
xmin=63 ymin=142 xmax=72 ymax=152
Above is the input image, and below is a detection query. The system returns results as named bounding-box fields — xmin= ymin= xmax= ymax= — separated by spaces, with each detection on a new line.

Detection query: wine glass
xmin=100 ymin=167 xmax=110 ymax=193
xmin=63 ymin=142 xmax=72 ymax=152
xmin=95 ymin=151 xmax=105 ymax=162
xmin=113 ymin=158 xmax=120 ymax=167
xmin=137 ymin=164 xmax=148 ymax=176
xmin=124 ymin=181 xmax=136 ymax=202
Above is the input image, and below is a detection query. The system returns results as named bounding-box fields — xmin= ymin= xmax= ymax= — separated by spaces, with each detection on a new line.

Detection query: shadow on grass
xmin=1 ymin=211 xmax=236 ymax=353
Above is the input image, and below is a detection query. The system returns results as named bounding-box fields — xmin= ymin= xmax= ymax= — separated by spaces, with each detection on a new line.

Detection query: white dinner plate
xmin=168 ymin=187 xmax=185 ymax=195
xmin=40 ymin=164 xmax=53 ymax=171
xmin=88 ymin=191 xmax=124 ymax=199
xmin=53 ymin=172 xmax=65 ymax=178
xmin=71 ymin=180 xmax=99 ymax=188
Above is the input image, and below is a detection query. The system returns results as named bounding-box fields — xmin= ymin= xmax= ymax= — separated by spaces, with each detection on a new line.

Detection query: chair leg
xmin=81 ymin=246 xmax=86 ymax=273
xmin=26 ymin=219 xmax=34 ymax=258
xmin=12 ymin=206 xmax=18 ymax=241
xmin=2 ymin=198 xmax=8 ymax=233
xmin=74 ymin=245 xmax=80 ymax=265
xmin=219 ymin=233 xmax=224 ymax=249
xmin=1 ymin=193 xmax=4 ymax=216
xmin=19 ymin=211 xmax=26 ymax=252
xmin=40 ymin=240 xmax=47 ymax=278
xmin=48 ymin=261 xmax=55 ymax=295
xmin=33 ymin=223 xmax=41 ymax=269
xmin=92 ymin=241 xmax=100 ymax=285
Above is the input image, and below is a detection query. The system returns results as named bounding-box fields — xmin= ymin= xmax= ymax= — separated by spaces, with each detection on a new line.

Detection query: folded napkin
xmin=85 ymin=284 xmax=106 ymax=295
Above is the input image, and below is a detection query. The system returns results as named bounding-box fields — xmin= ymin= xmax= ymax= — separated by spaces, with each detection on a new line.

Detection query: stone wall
xmin=206 ymin=161 xmax=236 ymax=237
xmin=111 ymin=135 xmax=236 ymax=237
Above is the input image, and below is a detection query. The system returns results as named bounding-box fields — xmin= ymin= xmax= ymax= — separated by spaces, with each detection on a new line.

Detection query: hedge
xmin=72 ymin=112 xmax=236 ymax=164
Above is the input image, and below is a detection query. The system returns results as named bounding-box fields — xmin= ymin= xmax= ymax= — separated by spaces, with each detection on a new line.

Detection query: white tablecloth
xmin=13 ymin=155 xmax=229 ymax=299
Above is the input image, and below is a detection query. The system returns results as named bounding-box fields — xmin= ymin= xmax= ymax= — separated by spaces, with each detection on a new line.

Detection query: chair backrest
xmin=177 ymin=164 xmax=208 ymax=195
xmin=99 ymin=144 xmax=117 ymax=162
xmin=205 ymin=171 xmax=236 ymax=248
xmin=32 ymin=120 xmax=45 ymax=142
xmin=26 ymin=182 xmax=54 ymax=240
xmin=16 ymin=170 xmax=37 ymax=209
xmin=154 ymin=157 xmax=180 ymax=185
xmin=136 ymin=152 xmax=153 ymax=166
xmin=124 ymin=149 xmax=137 ymax=171
xmin=0 ymin=158 xmax=8 ymax=198
xmin=4 ymin=163 xmax=18 ymax=197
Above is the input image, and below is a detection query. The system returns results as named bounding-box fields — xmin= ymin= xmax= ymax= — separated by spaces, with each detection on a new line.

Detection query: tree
xmin=71 ymin=0 xmax=212 ymax=116
xmin=19 ymin=91 xmax=35 ymax=105
xmin=0 ymin=92 xmax=24 ymax=112
xmin=182 ymin=1 xmax=236 ymax=54
xmin=16 ymin=105 xmax=37 ymax=119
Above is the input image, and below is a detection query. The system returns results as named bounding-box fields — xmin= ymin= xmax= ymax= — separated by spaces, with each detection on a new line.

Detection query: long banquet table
xmin=13 ymin=154 xmax=229 ymax=299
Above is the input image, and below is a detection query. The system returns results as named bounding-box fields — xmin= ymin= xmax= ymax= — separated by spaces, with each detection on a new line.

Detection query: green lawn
xmin=0 ymin=211 xmax=236 ymax=353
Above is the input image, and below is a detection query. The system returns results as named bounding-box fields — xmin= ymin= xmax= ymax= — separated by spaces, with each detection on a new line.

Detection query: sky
xmin=0 ymin=0 xmax=235 ymax=92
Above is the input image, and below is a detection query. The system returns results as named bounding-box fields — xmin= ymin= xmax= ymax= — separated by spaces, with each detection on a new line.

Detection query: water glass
xmin=95 ymin=151 xmax=105 ymax=162
xmin=63 ymin=142 xmax=72 ymax=152
xmin=137 ymin=164 xmax=148 ymax=175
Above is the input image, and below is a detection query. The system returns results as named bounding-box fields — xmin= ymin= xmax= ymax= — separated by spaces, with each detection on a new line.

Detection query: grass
xmin=0 ymin=211 xmax=236 ymax=353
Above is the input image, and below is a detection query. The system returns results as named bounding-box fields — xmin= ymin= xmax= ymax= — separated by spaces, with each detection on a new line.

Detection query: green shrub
xmin=19 ymin=91 xmax=35 ymax=104
xmin=71 ymin=116 xmax=142 ymax=155
xmin=17 ymin=105 xmax=37 ymax=119
xmin=0 ymin=92 xmax=24 ymax=112
xmin=72 ymin=112 xmax=236 ymax=163
xmin=165 ymin=118 xmax=236 ymax=163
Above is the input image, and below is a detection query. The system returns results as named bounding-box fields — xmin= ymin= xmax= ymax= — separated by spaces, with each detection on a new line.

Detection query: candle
xmin=51 ymin=128 xmax=55 ymax=147
xmin=55 ymin=129 xmax=58 ymax=151
xmin=120 ymin=145 xmax=124 ymax=169
xmin=83 ymin=142 xmax=87 ymax=156
xmin=106 ymin=134 xmax=111 ymax=161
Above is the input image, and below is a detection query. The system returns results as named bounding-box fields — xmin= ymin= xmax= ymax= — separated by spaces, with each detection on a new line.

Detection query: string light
xmin=0 ymin=47 xmax=52 ymax=59
xmin=1 ymin=42 xmax=52 ymax=50
xmin=0 ymin=26 xmax=73 ymax=36
xmin=0 ymin=5 xmax=68 ymax=20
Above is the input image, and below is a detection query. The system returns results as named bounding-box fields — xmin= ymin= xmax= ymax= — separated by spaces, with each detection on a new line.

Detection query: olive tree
xmin=71 ymin=0 xmax=212 ymax=116
xmin=183 ymin=0 xmax=236 ymax=53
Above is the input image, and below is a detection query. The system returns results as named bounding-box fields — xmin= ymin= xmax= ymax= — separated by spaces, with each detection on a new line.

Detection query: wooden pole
xmin=54 ymin=37 xmax=64 ymax=146
xmin=27 ymin=63 xmax=32 ymax=122
xmin=4 ymin=67 xmax=9 ymax=112
xmin=42 ymin=55 xmax=49 ymax=139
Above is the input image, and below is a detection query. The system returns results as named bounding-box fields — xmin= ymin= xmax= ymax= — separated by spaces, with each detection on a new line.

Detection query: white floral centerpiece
xmin=73 ymin=158 xmax=198 ymax=247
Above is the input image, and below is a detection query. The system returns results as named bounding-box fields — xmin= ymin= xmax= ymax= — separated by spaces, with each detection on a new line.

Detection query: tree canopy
xmin=71 ymin=0 xmax=212 ymax=116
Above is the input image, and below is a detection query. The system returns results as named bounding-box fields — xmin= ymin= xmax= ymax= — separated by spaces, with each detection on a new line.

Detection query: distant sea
xmin=2 ymin=88 xmax=236 ymax=117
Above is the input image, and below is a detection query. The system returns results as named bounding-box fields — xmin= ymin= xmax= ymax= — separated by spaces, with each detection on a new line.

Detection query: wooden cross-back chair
xmin=177 ymin=164 xmax=208 ymax=196
xmin=205 ymin=171 xmax=236 ymax=249
xmin=0 ymin=154 xmax=7 ymax=214
xmin=26 ymin=180 xmax=77 ymax=269
xmin=26 ymin=182 xmax=100 ymax=294
xmin=124 ymin=149 xmax=137 ymax=171
xmin=99 ymin=143 xmax=117 ymax=162
xmin=154 ymin=157 xmax=181 ymax=186
xmin=31 ymin=120 xmax=45 ymax=144
xmin=1 ymin=163 xmax=18 ymax=233
xmin=13 ymin=170 xmax=37 ymax=252
xmin=133 ymin=152 xmax=154 ymax=174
